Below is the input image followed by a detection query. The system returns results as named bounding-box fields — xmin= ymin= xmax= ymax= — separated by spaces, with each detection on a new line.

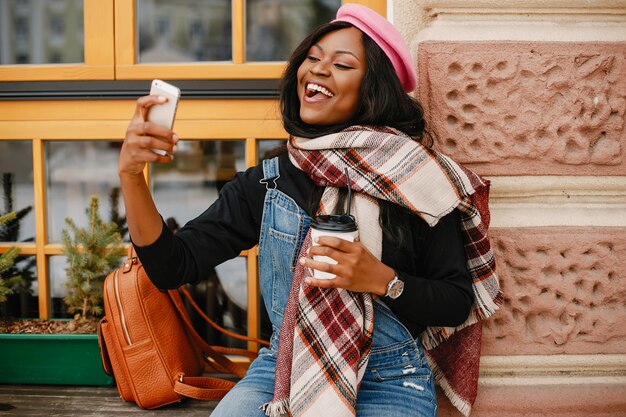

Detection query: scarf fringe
xmin=261 ymin=398 xmax=290 ymax=417
xmin=425 ymin=351 xmax=472 ymax=417
xmin=439 ymin=376 xmax=472 ymax=417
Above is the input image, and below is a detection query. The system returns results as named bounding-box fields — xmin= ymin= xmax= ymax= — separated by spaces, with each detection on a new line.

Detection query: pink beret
xmin=333 ymin=4 xmax=416 ymax=93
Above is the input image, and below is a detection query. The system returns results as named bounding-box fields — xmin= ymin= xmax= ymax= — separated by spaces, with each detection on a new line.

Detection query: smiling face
xmin=296 ymin=27 xmax=365 ymax=126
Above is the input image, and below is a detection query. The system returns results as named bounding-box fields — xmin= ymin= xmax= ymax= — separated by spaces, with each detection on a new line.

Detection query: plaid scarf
xmin=263 ymin=126 xmax=502 ymax=417
xmin=262 ymin=202 xmax=375 ymax=417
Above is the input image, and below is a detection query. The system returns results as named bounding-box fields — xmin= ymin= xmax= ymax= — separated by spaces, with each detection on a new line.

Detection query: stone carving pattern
xmin=483 ymin=228 xmax=626 ymax=355
xmin=424 ymin=47 xmax=625 ymax=167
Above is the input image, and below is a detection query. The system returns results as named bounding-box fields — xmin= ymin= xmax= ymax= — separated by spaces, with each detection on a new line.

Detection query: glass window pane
xmin=186 ymin=257 xmax=249 ymax=347
xmin=0 ymin=141 xmax=35 ymax=244
xmin=49 ymin=255 xmax=71 ymax=318
xmin=0 ymin=0 xmax=85 ymax=65
xmin=151 ymin=140 xmax=244 ymax=226
xmin=257 ymin=139 xmax=286 ymax=162
xmin=46 ymin=141 xmax=127 ymax=243
xmin=137 ymin=0 xmax=232 ymax=63
xmin=246 ymin=0 xmax=341 ymax=62
xmin=152 ymin=140 xmax=248 ymax=346
xmin=2 ymin=255 xmax=38 ymax=318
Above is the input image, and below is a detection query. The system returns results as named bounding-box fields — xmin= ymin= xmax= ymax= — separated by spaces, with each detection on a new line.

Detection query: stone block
xmin=417 ymin=42 xmax=626 ymax=175
xmin=436 ymin=381 xmax=626 ymax=417
xmin=482 ymin=227 xmax=626 ymax=354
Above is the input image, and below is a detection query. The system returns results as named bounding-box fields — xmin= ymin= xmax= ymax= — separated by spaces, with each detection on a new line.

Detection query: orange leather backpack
xmin=98 ymin=247 xmax=268 ymax=409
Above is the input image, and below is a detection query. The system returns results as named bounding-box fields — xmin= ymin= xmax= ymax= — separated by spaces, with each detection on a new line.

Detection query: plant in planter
xmin=0 ymin=196 xmax=125 ymax=386
xmin=62 ymin=195 xmax=126 ymax=326
xmin=0 ymin=173 xmax=34 ymax=317
xmin=0 ymin=212 xmax=22 ymax=304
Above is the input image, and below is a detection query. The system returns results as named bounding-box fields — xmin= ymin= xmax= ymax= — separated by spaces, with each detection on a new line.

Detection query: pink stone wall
xmin=417 ymin=42 xmax=626 ymax=175
xmin=482 ymin=227 xmax=626 ymax=355
xmin=437 ymin=383 xmax=626 ymax=417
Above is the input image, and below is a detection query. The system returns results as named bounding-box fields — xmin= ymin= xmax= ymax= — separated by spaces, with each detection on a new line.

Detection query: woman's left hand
xmin=300 ymin=236 xmax=395 ymax=296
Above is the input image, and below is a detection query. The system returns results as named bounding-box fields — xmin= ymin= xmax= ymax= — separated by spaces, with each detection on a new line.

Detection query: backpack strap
xmin=178 ymin=286 xmax=269 ymax=347
xmin=173 ymin=373 xmax=236 ymax=401
xmin=169 ymin=287 xmax=266 ymax=379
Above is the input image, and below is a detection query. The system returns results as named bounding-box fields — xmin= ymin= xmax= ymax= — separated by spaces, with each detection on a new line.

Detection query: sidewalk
xmin=0 ymin=384 xmax=219 ymax=416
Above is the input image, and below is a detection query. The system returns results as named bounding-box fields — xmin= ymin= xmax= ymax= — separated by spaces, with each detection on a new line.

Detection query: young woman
xmin=118 ymin=5 xmax=500 ymax=417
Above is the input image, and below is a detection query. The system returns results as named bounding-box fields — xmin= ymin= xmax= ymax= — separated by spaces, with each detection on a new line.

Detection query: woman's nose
xmin=310 ymin=60 xmax=330 ymax=76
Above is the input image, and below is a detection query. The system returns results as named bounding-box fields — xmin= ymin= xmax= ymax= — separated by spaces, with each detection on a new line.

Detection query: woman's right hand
xmin=119 ymin=95 xmax=179 ymax=177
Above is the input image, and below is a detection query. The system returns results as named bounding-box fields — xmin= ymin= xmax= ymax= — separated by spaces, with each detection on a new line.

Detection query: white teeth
xmin=307 ymin=83 xmax=334 ymax=98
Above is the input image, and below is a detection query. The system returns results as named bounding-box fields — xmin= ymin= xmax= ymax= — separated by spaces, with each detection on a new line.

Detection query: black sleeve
xmin=133 ymin=164 xmax=266 ymax=290
xmin=383 ymin=209 xmax=474 ymax=335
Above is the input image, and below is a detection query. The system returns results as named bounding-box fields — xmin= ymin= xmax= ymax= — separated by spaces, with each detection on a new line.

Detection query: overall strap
xmin=260 ymin=157 xmax=280 ymax=190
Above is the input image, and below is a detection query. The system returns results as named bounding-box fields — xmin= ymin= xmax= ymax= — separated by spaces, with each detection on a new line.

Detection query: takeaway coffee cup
xmin=310 ymin=214 xmax=358 ymax=279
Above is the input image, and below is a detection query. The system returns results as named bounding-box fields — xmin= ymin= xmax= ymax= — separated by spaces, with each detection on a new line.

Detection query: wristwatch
xmin=384 ymin=273 xmax=404 ymax=299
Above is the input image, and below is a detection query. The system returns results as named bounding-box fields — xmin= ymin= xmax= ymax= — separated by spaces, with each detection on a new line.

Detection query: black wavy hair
xmin=279 ymin=21 xmax=431 ymax=146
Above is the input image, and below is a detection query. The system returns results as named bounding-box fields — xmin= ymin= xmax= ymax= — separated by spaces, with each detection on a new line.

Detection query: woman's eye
xmin=334 ymin=63 xmax=352 ymax=70
xmin=307 ymin=55 xmax=320 ymax=62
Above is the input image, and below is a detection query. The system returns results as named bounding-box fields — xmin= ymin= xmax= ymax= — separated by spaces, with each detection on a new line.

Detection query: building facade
xmin=1 ymin=0 xmax=625 ymax=414
xmin=398 ymin=0 xmax=626 ymax=415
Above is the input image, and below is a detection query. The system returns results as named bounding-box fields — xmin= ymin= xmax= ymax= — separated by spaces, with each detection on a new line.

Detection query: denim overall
xmin=211 ymin=157 xmax=437 ymax=417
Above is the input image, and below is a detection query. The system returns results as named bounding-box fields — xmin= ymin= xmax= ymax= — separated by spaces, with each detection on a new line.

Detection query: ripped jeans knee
xmin=356 ymin=340 xmax=437 ymax=417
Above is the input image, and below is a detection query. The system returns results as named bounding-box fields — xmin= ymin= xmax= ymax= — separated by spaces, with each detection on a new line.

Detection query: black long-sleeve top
xmin=134 ymin=152 xmax=474 ymax=338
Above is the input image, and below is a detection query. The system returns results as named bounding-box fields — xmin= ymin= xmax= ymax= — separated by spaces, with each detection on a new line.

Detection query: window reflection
xmin=49 ymin=255 xmax=71 ymax=318
xmin=1 ymin=255 xmax=37 ymax=319
xmin=151 ymin=140 xmax=245 ymax=225
xmin=151 ymin=140 xmax=248 ymax=346
xmin=0 ymin=141 xmax=37 ymax=319
xmin=257 ymin=139 xmax=286 ymax=162
xmin=0 ymin=0 xmax=84 ymax=65
xmin=137 ymin=0 xmax=232 ymax=63
xmin=245 ymin=0 xmax=340 ymax=61
xmin=0 ymin=141 xmax=35 ymax=244
xmin=187 ymin=257 xmax=249 ymax=347
xmin=46 ymin=141 xmax=127 ymax=243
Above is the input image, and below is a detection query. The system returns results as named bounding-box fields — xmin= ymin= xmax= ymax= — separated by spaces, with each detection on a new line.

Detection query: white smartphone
xmin=147 ymin=79 xmax=181 ymax=155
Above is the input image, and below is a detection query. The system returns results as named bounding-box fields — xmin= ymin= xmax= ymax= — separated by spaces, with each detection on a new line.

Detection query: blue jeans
xmin=211 ymin=157 xmax=437 ymax=417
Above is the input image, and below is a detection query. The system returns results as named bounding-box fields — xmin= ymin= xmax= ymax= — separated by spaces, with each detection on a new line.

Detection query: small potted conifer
xmin=0 ymin=195 xmax=124 ymax=386
xmin=0 ymin=212 xmax=22 ymax=305
xmin=0 ymin=173 xmax=34 ymax=318
xmin=62 ymin=195 xmax=126 ymax=324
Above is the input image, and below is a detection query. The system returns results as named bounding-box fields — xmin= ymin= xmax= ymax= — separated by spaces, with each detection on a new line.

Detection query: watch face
xmin=387 ymin=278 xmax=404 ymax=299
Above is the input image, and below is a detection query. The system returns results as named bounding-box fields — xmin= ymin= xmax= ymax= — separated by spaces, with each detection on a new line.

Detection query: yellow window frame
xmin=0 ymin=0 xmax=386 ymax=81
xmin=0 ymin=99 xmax=285 ymax=349
xmin=115 ymin=0 xmax=387 ymax=79
xmin=0 ymin=0 xmax=115 ymax=81
xmin=0 ymin=0 xmax=387 ymax=347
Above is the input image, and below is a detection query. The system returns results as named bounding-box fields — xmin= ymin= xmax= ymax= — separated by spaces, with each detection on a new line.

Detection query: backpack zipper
xmin=114 ymin=269 xmax=133 ymax=345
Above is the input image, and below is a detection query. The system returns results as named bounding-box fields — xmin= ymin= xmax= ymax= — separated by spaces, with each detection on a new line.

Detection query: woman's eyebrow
xmin=313 ymin=43 xmax=359 ymax=60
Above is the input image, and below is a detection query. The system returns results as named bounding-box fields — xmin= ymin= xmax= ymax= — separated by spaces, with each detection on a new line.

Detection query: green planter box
xmin=0 ymin=333 xmax=113 ymax=386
